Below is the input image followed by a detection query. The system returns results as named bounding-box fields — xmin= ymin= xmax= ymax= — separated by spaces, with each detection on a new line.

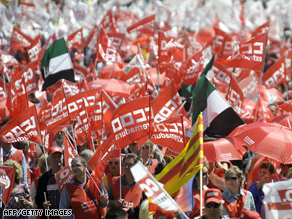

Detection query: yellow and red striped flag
xmin=155 ymin=113 xmax=204 ymax=196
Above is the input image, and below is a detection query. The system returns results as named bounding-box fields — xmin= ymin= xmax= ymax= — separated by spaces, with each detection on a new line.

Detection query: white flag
xmin=263 ymin=179 xmax=292 ymax=219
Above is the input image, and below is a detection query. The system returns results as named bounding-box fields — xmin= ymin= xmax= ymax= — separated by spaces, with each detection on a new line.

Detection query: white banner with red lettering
xmin=263 ymin=179 xmax=292 ymax=219
xmin=131 ymin=161 xmax=179 ymax=211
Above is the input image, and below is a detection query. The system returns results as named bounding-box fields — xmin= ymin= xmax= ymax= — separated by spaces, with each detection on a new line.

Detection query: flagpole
xmin=101 ymin=90 xmax=104 ymax=142
xmin=254 ymin=72 xmax=262 ymax=123
xmin=200 ymin=167 xmax=203 ymax=216
xmin=254 ymin=32 xmax=268 ymax=122
xmin=119 ymin=156 xmax=122 ymax=199
xmin=180 ymin=114 xmax=186 ymax=148
xmin=148 ymin=95 xmax=151 ymax=173
xmin=108 ymin=62 xmax=115 ymax=79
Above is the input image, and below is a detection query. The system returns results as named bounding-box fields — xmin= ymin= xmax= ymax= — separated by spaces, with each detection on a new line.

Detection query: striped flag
xmin=41 ymin=38 xmax=75 ymax=91
xmin=155 ymin=113 xmax=204 ymax=196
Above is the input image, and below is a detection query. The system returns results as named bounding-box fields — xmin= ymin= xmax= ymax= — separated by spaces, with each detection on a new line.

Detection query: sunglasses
xmin=203 ymin=172 xmax=209 ymax=177
xmin=109 ymin=161 xmax=119 ymax=165
xmin=206 ymin=203 xmax=220 ymax=208
xmin=225 ymin=176 xmax=238 ymax=181
xmin=123 ymin=163 xmax=134 ymax=167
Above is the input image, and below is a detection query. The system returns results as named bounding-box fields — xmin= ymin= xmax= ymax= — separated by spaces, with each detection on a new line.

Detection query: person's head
xmin=224 ymin=166 xmax=245 ymax=192
xmin=267 ymin=104 xmax=277 ymax=116
xmin=38 ymin=154 xmax=49 ymax=174
xmin=128 ymin=142 xmax=138 ymax=155
xmin=71 ymin=156 xmax=87 ymax=177
xmin=105 ymin=207 xmax=128 ymax=219
xmin=141 ymin=140 xmax=154 ymax=158
xmin=4 ymin=159 xmax=23 ymax=184
xmin=122 ymin=153 xmax=139 ymax=176
xmin=280 ymin=163 xmax=292 ymax=175
xmin=193 ymin=160 xmax=209 ymax=189
xmin=108 ymin=158 xmax=120 ymax=176
xmin=80 ymin=149 xmax=94 ymax=162
xmin=259 ymin=162 xmax=275 ymax=181
xmin=163 ymin=154 xmax=176 ymax=163
xmin=54 ymin=130 xmax=64 ymax=147
xmin=14 ymin=140 xmax=30 ymax=155
xmin=204 ymin=188 xmax=224 ymax=219
xmin=48 ymin=146 xmax=63 ymax=170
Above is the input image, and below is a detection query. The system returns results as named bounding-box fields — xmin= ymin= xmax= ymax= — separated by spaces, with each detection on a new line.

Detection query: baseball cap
xmin=204 ymin=188 xmax=223 ymax=204
xmin=49 ymin=146 xmax=63 ymax=155
xmin=240 ymin=211 xmax=261 ymax=219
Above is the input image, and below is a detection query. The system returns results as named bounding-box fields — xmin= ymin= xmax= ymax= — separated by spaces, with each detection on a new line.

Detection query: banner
xmin=131 ymin=161 xmax=179 ymax=211
xmin=263 ymin=179 xmax=292 ymax=219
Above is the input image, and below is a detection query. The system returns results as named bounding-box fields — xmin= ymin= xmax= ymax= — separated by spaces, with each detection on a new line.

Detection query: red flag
xmin=127 ymin=15 xmax=155 ymax=36
xmin=216 ymin=33 xmax=268 ymax=72
xmin=111 ymin=96 xmax=153 ymax=148
xmin=120 ymin=67 xmax=146 ymax=86
xmin=27 ymin=35 xmax=43 ymax=66
xmin=255 ymin=97 xmax=274 ymax=122
xmin=43 ymin=33 xmax=57 ymax=53
xmin=165 ymin=63 xmax=184 ymax=91
xmin=157 ymin=30 xmax=171 ymax=73
xmin=96 ymin=27 xmax=123 ymax=68
xmin=73 ymin=62 xmax=90 ymax=81
xmin=0 ymin=166 xmax=16 ymax=205
xmin=47 ymin=79 xmax=79 ymax=98
xmin=214 ymin=27 xmax=226 ymax=54
xmin=183 ymin=49 xmax=204 ymax=85
xmin=239 ymin=74 xmax=258 ymax=100
xmin=38 ymin=88 xmax=71 ymax=133
xmin=11 ymin=62 xmax=38 ymax=94
xmin=9 ymin=27 xmax=32 ymax=52
xmin=67 ymin=28 xmax=83 ymax=52
xmin=75 ymin=99 xmax=93 ymax=148
xmin=85 ymin=25 xmax=99 ymax=53
xmin=0 ymin=105 xmax=42 ymax=144
xmin=6 ymin=77 xmax=29 ymax=120
xmin=151 ymin=116 xmax=185 ymax=153
xmin=90 ymin=90 xmax=117 ymax=141
xmin=252 ymin=21 xmax=270 ymax=38
xmin=55 ymin=167 xmax=74 ymax=192
xmin=152 ymin=81 xmax=185 ymax=123
xmin=66 ymin=89 xmax=96 ymax=120
xmin=0 ymin=78 xmax=7 ymax=98
xmin=226 ymin=76 xmax=244 ymax=112
xmin=0 ymin=50 xmax=21 ymax=76
xmin=101 ymin=11 xmax=117 ymax=33
xmin=64 ymin=131 xmax=78 ymax=167
xmin=262 ymin=56 xmax=286 ymax=88
xmin=212 ymin=62 xmax=232 ymax=85
xmin=107 ymin=32 xmax=125 ymax=52
xmin=221 ymin=33 xmax=237 ymax=59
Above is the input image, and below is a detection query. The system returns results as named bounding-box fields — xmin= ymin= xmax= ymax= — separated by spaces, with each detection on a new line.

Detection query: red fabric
xmin=65 ymin=177 xmax=106 ymax=219
xmin=223 ymin=190 xmax=248 ymax=218
xmin=3 ymin=149 xmax=23 ymax=164
xmin=189 ymin=189 xmax=206 ymax=219
xmin=111 ymin=176 xmax=143 ymax=212
xmin=149 ymin=202 xmax=175 ymax=219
